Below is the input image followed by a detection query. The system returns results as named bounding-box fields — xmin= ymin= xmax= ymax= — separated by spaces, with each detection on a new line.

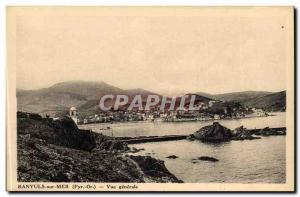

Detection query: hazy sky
xmin=16 ymin=7 xmax=291 ymax=95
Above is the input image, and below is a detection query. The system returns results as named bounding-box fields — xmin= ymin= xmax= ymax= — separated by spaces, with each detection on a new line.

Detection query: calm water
xmin=129 ymin=136 xmax=285 ymax=183
xmin=80 ymin=113 xmax=286 ymax=183
xmin=79 ymin=112 xmax=285 ymax=137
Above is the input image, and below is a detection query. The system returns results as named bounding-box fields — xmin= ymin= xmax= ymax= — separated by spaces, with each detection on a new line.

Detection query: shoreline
xmin=78 ymin=113 xmax=279 ymax=126
xmin=78 ymin=112 xmax=286 ymax=138
xmin=17 ymin=112 xmax=182 ymax=183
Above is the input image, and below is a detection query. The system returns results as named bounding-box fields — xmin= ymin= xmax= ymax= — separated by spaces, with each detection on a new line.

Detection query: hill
xmin=17 ymin=81 xmax=286 ymax=114
xmin=195 ymin=90 xmax=286 ymax=112
xmin=49 ymin=81 xmax=126 ymax=100
xmin=125 ymin=88 xmax=162 ymax=100
xmin=213 ymin=91 xmax=272 ymax=103
xmin=17 ymin=81 xmax=162 ymax=115
xmin=182 ymin=93 xmax=212 ymax=106
xmin=194 ymin=92 xmax=215 ymax=100
xmin=17 ymin=88 xmax=87 ymax=115
xmin=243 ymin=91 xmax=286 ymax=111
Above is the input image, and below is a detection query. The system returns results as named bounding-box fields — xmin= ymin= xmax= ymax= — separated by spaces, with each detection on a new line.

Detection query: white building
xmin=69 ymin=107 xmax=78 ymax=124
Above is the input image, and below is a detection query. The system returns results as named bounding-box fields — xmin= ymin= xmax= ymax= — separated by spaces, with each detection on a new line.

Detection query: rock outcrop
xmin=190 ymin=123 xmax=283 ymax=142
xmin=255 ymin=127 xmax=286 ymax=136
xmin=17 ymin=112 xmax=96 ymax=151
xmin=191 ymin=156 xmax=219 ymax=163
xmin=197 ymin=156 xmax=219 ymax=162
xmin=231 ymin=126 xmax=261 ymax=140
xmin=18 ymin=136 xmax=143 ymax=182
xmin=17 ymin=111 xmax=181 ymax=183
xmin=191 ymin=122 xmax=232 ymax=142
xmin=166 ymin=155 xmax=178 ymax=159
xmin=129 ymin=156 xmax=182 ymax=183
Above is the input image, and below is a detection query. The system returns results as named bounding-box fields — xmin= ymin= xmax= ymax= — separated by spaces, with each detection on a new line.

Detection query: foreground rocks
xmin=17 ymin=112 xmax=96 ymax=151
xmin=129 ymin=156 xmax=183 ymax=183
xmin=17 ymin=112 xmax=181 ymax=183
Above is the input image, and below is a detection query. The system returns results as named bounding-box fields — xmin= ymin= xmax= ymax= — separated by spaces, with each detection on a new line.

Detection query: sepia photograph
xmin=6 ymin=6 xmax=295 ymax=192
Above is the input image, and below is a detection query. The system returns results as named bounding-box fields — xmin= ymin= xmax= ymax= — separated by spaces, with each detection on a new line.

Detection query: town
xmin=67 ymin=98 xmax=269 ymax=125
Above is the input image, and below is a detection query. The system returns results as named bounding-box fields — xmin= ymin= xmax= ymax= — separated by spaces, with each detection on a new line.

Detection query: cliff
xmin=17 ymin=112 xmax=181 ymax=183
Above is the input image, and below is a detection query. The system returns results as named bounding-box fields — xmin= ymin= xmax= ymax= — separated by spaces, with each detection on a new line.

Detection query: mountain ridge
xmin=17 ymin=81 xmax=286 ymax=115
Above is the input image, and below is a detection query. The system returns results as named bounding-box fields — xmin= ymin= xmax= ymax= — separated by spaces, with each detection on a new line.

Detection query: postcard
xmin=6 ymin=6 xmax=295 ymax=192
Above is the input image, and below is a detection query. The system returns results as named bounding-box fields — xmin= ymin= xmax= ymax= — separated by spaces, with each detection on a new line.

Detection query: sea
xmin=79 ymin=112 xmax=286 ymax=183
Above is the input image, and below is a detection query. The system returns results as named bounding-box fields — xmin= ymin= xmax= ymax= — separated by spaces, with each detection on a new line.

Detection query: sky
xmin=15 ymin=7 xmax=291 ymax=95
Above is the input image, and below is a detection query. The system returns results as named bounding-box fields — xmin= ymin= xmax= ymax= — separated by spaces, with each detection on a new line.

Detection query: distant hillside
xmin=17 ymin=81 xmax=286 ymax=115
xmin=17 ymin=81 xmax=123 ymax=115
xmin=194 ymin=92 xmax=215 ymax=100
xmin=125 ymin=88 xmax=163 ymax=101
xmin=182 ymin=93 xmax=212 ymax=105
xmin=17 ymin=88 xmax=87 ymax=115
xmin=156 ymin=93 xmax=213 ymax=111
xmin=48 ymin=81 xmax=126 ymax=100
xmin=213 ymin=91 xmax=272 ymax=103
xmin=243 ymin=91 xmax=286 ymax=112
xmin=194 ymin=90 xmax=286 ymax=112
xmin=17 ymin=81 xmax=162 ymax=115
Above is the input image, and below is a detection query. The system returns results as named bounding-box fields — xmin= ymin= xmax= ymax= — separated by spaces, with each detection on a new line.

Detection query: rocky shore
xmin=17 ymin=112 xmax=182 ymax=183
xmin=189 ymin=122 xmax=286 ymax=142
